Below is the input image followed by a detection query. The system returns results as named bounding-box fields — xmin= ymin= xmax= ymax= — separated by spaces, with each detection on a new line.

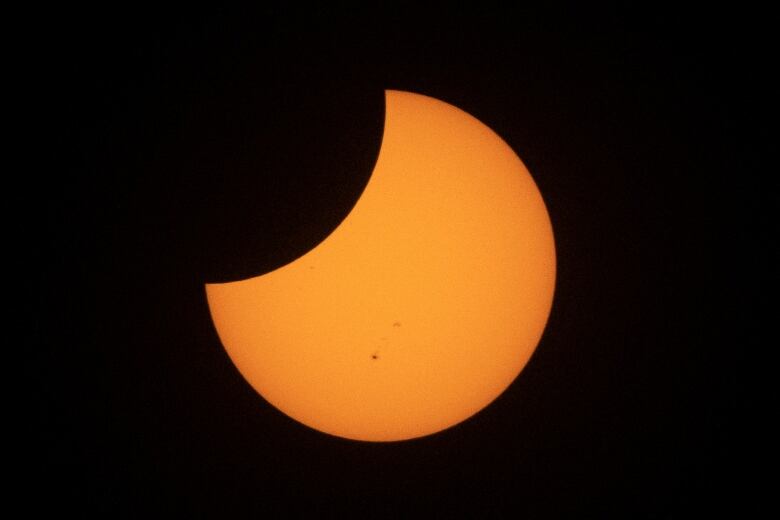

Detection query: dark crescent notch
xmin=160 ymin=67 xmax=386 ymax=284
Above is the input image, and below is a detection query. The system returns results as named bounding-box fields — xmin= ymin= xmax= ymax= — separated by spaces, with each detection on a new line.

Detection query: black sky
xmin=38 ymin=5 xmax=761 ymax=516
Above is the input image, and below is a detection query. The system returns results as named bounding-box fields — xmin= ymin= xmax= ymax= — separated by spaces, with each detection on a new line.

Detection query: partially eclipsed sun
xmin=205 ymin=90 xmax=556 ymax=442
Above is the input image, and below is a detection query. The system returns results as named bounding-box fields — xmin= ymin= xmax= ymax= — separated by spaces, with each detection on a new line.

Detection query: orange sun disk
xmin=206 ymin=90 xmax=556 ymax=442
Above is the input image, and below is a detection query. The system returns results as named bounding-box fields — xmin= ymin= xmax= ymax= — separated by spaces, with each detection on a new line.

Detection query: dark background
xmin=38 ymin=5 xmax=760 ymax=516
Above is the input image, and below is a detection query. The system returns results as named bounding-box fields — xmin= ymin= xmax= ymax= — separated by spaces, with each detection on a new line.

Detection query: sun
xmin=206 ymin=90 xmax=556 ymax=442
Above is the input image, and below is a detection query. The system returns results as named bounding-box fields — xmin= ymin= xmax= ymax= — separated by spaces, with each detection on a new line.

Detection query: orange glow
xmin=206 ymin=90 xmax=556 ymax=442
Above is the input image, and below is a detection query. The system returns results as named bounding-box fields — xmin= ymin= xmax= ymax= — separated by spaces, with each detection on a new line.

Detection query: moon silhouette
xmin=206 ymin=90 xmax=556 ymax=442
